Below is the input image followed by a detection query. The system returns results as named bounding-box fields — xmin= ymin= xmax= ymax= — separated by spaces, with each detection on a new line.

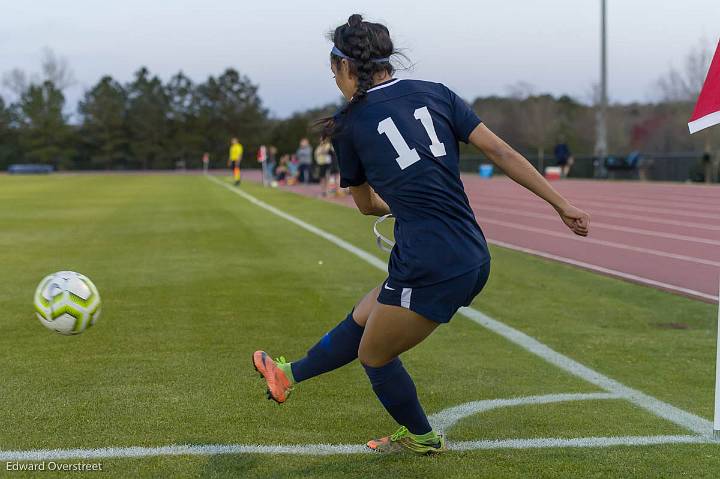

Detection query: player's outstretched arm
xmin=349 ymin=183 xmax=391 ymax=216
xmin=468 ymin=124 xmax=589 ymax=237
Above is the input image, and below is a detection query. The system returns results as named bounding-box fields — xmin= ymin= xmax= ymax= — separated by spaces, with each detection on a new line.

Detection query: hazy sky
xmin=2 ymin=0 xmax=718 ymax=117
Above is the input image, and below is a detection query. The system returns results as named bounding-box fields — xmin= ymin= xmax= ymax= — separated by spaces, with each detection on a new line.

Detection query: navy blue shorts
xmin=376 ymin=262 xmax=490 ymax=324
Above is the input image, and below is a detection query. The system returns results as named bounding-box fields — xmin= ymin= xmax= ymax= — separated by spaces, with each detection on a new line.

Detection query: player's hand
xmin=555 ymin=202 xmax=589 ymax=237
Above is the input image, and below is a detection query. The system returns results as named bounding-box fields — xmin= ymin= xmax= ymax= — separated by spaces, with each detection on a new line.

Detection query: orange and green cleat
xmin=366 ymin=426 xmax=447 ymax=455
xmin=252 ymin=351 xmax=294 ymax=404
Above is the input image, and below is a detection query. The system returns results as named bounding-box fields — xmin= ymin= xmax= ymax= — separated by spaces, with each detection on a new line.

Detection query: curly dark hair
xmin=318 ymin=14 xmax=402 ymax=139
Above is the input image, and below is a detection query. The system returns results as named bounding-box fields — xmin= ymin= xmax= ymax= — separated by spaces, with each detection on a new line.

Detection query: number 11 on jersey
xmin=377 ymin=106 xmax=447 ymax=170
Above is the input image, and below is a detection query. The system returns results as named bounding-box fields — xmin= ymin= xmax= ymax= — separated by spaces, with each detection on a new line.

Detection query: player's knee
xmin=351 ymin=308 xmax=368 ymax=327
xmin=358 ymin=343 xmax=391 ymax=368
xmin=352 ymin=286 xmax=380 ymax=327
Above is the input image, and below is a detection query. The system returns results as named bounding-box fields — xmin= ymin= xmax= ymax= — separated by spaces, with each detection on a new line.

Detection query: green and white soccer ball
xmin=34 ymin=271 xmax=101 ymax=335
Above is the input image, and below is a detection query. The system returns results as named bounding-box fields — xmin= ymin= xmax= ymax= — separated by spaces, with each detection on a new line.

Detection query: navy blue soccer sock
xmin=362 ymin=358 xmax=432 ymax=435
xmin=291 ymin=313 xmax=364 ymax=383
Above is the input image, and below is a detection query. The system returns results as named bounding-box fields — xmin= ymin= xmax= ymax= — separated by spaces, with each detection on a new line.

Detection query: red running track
xmin=243 ymin=171 xmax=720 ymax=303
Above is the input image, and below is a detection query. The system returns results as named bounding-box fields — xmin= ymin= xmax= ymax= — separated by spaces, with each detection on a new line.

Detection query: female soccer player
xmin=253 ymin=14 xmax=590 ymax=454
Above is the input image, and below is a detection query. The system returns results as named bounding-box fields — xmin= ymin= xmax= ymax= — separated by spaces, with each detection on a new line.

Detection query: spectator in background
xmin=228 ymin=137 xmax=244 ymax=185
xmin=202 ymin=152 xmax=210 ymax=174
xmin=275 ymin=154 xmax=290 ymax=183
xmin=267 ymin=146 xmax=278 ymax=181
xmin=296 ymin=138 xmax=313 ymax=184
xmin=280 ymin=154 xmax=299 ymax=185
xmin=553 ymin=137 xmax=574 ymax=178
xmin=328 ymin=140 xmax=343 ymax=196
xmin=257 ymin=144 xmax=269 ymax=186
xmin=314 ymin=138 xmax=334 ymax=196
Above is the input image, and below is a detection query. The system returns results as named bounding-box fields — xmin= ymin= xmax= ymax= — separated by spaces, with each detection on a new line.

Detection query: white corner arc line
xmin=429 ymin=392 xmax=619 ymax=432
xmin=486 ymin=239 xmax=719 ymax=302
xmin=206 ymin=176 xmax=714 ymax=437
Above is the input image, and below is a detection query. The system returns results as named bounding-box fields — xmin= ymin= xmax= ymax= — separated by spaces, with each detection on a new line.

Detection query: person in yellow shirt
xmin=228 ymin=138 xmax=244 ymax=185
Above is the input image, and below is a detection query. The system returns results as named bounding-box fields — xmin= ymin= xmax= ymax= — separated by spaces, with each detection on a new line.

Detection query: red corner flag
xmin=689 ymin=39 xmax=720 ymax=134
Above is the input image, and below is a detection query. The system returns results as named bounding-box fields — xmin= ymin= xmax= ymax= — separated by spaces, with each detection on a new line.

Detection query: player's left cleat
xmin=366 ymin=426 xmax=447 ymax=455
xmin=252 ymin=351 xmax=293 ymax=404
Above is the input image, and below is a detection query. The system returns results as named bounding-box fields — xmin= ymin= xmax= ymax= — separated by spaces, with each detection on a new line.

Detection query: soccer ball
xmin=34 ymin=271 xmax=101 ymax=335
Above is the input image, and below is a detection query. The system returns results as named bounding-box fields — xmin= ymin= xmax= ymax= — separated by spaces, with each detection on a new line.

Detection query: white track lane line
xmin=471 ymin=203 xmax=720 ymax=247
xmin=207 ymin=176 xmax=713 ymax=436
xmin=478 ymin=192 xmax=720 ymax=221
xmin=480 ymin=217 xmax=720 ymax=268
xmin=486 ymin=239 xmax=718 ymax=302
xmin=474 ymin=196 xmax=720 ymax=232
xmin=555 ymin=193 xmax=720 ymax=210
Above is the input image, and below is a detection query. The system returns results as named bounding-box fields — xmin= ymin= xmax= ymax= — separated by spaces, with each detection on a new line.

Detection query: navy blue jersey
xmin=332 ymin=79 xmax=490 ymax=287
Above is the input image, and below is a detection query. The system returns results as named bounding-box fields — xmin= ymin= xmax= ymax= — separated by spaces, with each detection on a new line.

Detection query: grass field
xmin=0 ymin=173 xmax=718 ymax=478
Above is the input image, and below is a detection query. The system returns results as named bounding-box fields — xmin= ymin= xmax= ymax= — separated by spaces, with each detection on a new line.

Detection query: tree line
xmin=0 ymin=64 xmax=278 ymax=170
xmin=0 ymin=45 xmax=717 ymax=172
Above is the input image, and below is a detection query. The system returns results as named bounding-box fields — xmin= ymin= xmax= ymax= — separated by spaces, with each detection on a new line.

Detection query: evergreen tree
xmin=0 ymin=96 xmax=19 ymax=169
xmin=78 ymin=76 xmax=128 ymax=169
xmin=165 ymin=72 xmax=203 ymax=168
xmin=195 ymin=68 xmax=268 ymax=163
xmin=13 ymin=80 xmax=74 ymax=168
xmin=126 ymin=67 xmax=170 ymax=169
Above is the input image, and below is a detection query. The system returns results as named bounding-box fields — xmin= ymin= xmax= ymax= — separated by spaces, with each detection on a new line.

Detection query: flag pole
xmin=714 ymin=275 xmax=720 ymax=439
xmin=688 ymin=39 xmax=720 ymax=440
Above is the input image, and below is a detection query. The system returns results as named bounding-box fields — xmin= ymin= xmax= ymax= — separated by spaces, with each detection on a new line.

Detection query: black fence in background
xmin=459 ymin=152 xmax=717 ymax=183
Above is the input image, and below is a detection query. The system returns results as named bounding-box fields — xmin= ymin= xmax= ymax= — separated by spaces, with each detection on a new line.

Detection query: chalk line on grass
xmin=0 ymin=393 xmax=711 ymax=461
xmin=429 ymin=392 xmax=619 ymax=432
xmin=1 ymin=436 xmax=712 ymax=461
xmin=449 ymin=435 xmax=711 ymax=451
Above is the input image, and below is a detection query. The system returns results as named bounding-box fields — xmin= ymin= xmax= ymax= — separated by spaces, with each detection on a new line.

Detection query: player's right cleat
xmin=366 ymin=426 xmax=447 ymax=455
xmin=252 ymin=351 xmax=293 ymax=404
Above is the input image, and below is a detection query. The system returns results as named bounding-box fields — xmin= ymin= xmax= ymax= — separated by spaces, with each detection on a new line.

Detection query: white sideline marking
xmin=457 ymin=308 xmax=712 ymax=436
xmin=207 ymin=176 xmax=713 ymax=437
xmin=208 ymin=177 xmax=387 ymax=271
xmin=450 ymin=435 xmax=711 ymax=451
xmin=0 ymin=444 xmax=367 ymax=461
xmin=486 ymin=239 xmax=719 ymax=302
xmin=1 ymin=436 xmax=712 ymax=461
xmin=0 ymin=393 xmax=711 ymax=461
